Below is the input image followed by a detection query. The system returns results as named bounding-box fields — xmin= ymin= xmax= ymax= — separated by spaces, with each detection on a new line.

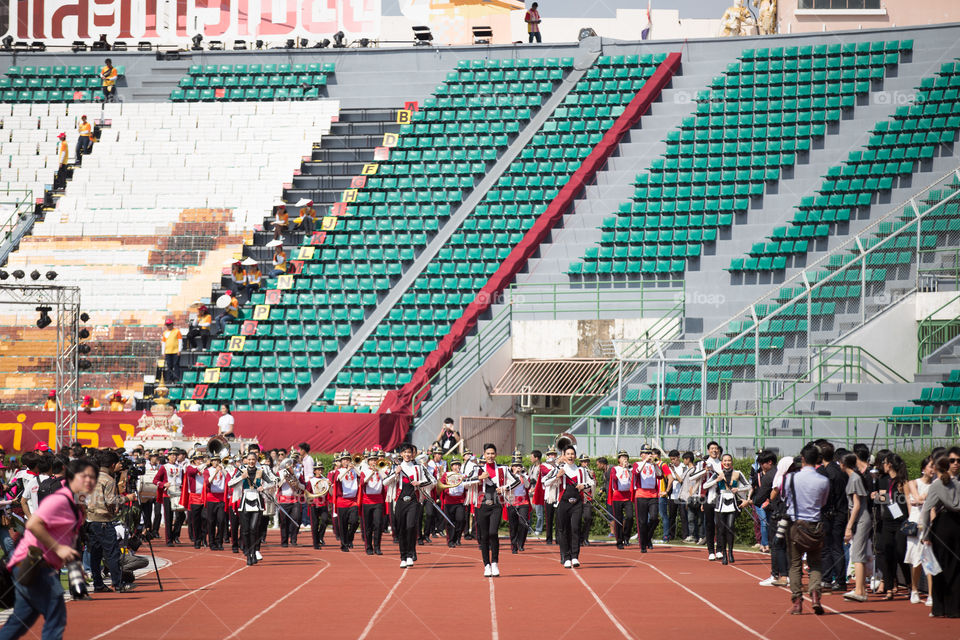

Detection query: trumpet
xmin=376 ymin=458 xmax=393 ymax=471
xmin=352 ymin=453 xmax=365 ymax=467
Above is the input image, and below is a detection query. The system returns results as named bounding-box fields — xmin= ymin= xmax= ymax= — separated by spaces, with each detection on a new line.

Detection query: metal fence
xmin=460 ymin=416 xmax=516 ymax=456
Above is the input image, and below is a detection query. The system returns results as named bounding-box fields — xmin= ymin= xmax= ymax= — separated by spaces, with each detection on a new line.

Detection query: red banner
xmin=0 ymin=410 xmax=409 ymax=454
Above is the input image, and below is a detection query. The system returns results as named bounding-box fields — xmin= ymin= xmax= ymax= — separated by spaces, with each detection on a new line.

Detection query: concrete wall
xmin=840 ymin=292 xmax=917 ymax=379
xmin=916 ymin=291 xmax=960 ymax=321
xmin=779 ymin=0 xmax=960 ymax=34
xmin=511 ymin=318 xmax=676 ymax=359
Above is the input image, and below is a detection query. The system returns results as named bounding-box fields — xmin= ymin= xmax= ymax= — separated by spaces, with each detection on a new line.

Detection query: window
xmin=798 ymin=0 xmax=882 ymax=9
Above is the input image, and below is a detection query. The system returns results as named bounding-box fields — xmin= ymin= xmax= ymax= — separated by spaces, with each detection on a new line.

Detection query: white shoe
xmin=400 ymin=559 xmax=408 ymax=568
xmin=255 ymin=551 xmax=262 ymax=561
xmin=758 ymin=576 xmax=777 ymax=586
xmin=571 ymin=559 xmax=580 ymax=568
xmin=563 ymin=560 xmax=572 ymax=568
xmin=405 ymin=557 xmax=415 ymax=567
xmin=683 ymin=536 xmax=695 ymax=543
xmin=490 ymin=562 xmax=500 ymax=577
xmin=483 ymin=564 xmax=492 ymax=577
xmin=697 ymin=538 xmax=706 ymax=545
xmin=926 ymin=596 xmax=933 ymax=607
xmin=910 ymin=591 xmax=921 ymax=604
xmin=708 ymin=553 xmax=716 ymax=561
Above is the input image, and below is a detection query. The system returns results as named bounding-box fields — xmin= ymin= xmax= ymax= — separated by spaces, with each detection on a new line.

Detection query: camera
xmin=774 ymin=518 xmax=790 ymax=543
xmin=66 ymin=560 xmax=89 ymax=599
xmin=120 ymin=456 xmax=145 ymax=479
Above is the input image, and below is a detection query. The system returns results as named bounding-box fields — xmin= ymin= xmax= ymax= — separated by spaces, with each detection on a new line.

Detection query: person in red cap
xmin=107 ymin=391 xmax=127 ymax=412
xmin=54 ymin=133 xmax=69 ymax=189
xmin=80 ymin=395 xmax=101 ymax=413
xmin=162 ymin=318 xmax=182 ymax=382
xmin=186 ymin=304 xmax=212 ymax=351
xmin=296 ymin=200 xmax=317 ymax=233
xmin=75 ymin=115 xmax=93 ymax=163
xmin=42 ymin=390 xmax=56 ymax=411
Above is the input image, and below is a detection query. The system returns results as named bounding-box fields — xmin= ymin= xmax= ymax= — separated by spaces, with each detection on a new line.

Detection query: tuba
xmin=207 ymin=435 xmax=231 ymax=457
xmin=555 ymin=432 xmax=578 ymax=455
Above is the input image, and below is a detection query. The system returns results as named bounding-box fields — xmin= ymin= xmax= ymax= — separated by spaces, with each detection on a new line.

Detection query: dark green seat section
xmin=1 ymin=64 xmax=126 ymax=102
xmin=569 ymin=41 xmax=909 ymax=279
xmin=170 ymin=62 xmax=335 ymax=101
xmin=887 ymin=370 xmax=960 ymax=429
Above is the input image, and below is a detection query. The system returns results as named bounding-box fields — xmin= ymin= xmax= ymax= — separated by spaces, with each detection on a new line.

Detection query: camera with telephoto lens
xmin=65 ymin=560 xmax=89 ymax=599
xmin=120 ymin=456 xmax=145 ymax=479
xmin=774 ymin=517 xmax=790 ymax=542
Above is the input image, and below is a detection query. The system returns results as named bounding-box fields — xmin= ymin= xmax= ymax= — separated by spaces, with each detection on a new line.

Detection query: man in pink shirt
xmin=0 ymin=458 xmax=97 ymax=640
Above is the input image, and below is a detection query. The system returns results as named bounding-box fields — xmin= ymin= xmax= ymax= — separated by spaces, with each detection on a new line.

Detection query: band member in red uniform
xmin=360 ymin=452 xmax=387 ymax=555
xmin=305 ymin=462 xmax=330 ymax=549
xmin=332 ymin=451 xmax=360 ymax=552
xmin=181 ymin=452 xmax=206 ymax=548
xmin=224 ymin=455 xmax=243 ymax=553
xmin=633 ymin=445 xmax=668 ymax=553
xmin=544 ymin=445 xmax=594 ymax=568
xmin=506 ymin=453 xmax=531 ymax=554
xmin=540 ymin=446 xmax=560 ymax=544
xmin=578 ymin=453 xmax=596 ymax=546
xmin=202 ymin=455 xmax=231 ymax=550
xmin=422 ymin=445 xmax=446 ymax=542
xmin=608 ymin=450 xmax=635 ymax=549
xmin=388 ymin=443 xmax=434 ymax=568
xmin=153 ymin=448 xmax=185 ymax=546
xmin=276 ymin=457 xmax=302 ymax=547
xmin=460 ymin=449 xmax=479 ymax=540
xmin=473 ymin=443 xmax=520 ymax=577
xmin=438 ymin=458 xmax=470 ymax=548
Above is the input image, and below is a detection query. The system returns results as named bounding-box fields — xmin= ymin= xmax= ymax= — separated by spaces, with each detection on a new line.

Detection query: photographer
xmin=85 ymin=450 xmax=136 ymax=593
xmin=0 ymin=458 xmax=97 ymax=640
xmin=781 ymin=443 xmax=829 ymax=615
xmin=751 ymin=451 xmax=789 ymax=586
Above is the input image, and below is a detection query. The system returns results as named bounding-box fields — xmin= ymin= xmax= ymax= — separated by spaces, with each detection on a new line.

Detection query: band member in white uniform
xmin=389 ymin=443 xmax=435 ymax=568
xmin=360 ymin=452 xmax=387 ymax=555
xmin=228 ymin=452 xmax=269 ymax=565
xmin=154 ymin=449 xmax=185 ymax=546
xmin=578 ymin=453 xmax=596 ymax=546
xmin=506 ymin=454 xmax=531 ymax=554
xmin=140 ymin=453 xmax=162 ymax=538
xmin=607 ymin=450 xmax=634 ymax=549
xmin=276 ymin=458 xmax=302 ymax=547
xmin=422 ymin=445 xmax=447 ymax=542
xmin=305 ymin=462 xmax=330 ymax=549
xmin=540 ymin=446 xmax=560 ymax=544
xmin=460 ymin=449 xmax=480 ymax=540
xmin=473 ymin=443 xmax=520 ymax=577
xmin=438 ymin=459 xmax=473 ymax=547
xmin=544 ymin=445 xmax=594 ymax=568
xmin=332 ymin=452 xmax=361 ymax=552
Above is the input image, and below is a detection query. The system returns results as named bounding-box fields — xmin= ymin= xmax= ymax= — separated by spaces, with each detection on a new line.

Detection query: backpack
xmin=37 ymin=476 xmax=65 ymax=503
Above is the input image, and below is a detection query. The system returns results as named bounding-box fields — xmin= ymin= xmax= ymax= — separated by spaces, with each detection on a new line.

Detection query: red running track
xmin=45 ymin=534 xmax=947 ymax=640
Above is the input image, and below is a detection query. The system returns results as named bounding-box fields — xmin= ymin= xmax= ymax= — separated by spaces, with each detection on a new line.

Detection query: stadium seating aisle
xmin=0 ymin=100 xmax=339 ymax=408
xmin=180 ymin=56 xmax=578 ymax=412
xmin=570 ymin=40 xmax=912 ymax=278
xmin=0 ymin=102 xmax=79 ymax=202
xmin=731 ymin=56 xmax=960 ymax=273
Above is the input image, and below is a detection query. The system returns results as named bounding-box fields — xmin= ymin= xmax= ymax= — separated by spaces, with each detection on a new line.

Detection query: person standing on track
xmin=690 ymin=442 xmax=724 ymax=559
xmin=782 ymin=443 xmax=829 ymax=615
xmin=540 ymin=446 xmax=559 ymax=544
xmin=578 ymin=453 xmax=595 ymax=547
xmin=439 ymin=458 xmax=470 ymax=548
xmin=544 ymin=445 xmax=593 ymax=568
xmin=305 ymin=462 xmax=330 ymax=549
xmin=390 ymin=444 xmax=434 ymax=569
xmin=202 ymin=455 xmax=231 ymax=551
xmin=506 ymin=454 xmax=531 ymax=554
xmin=228 ymin=452 xmax=268 ymax=566
xmin=181 ymin=453 xmax=206 ymax=549
xmin=473 ymin=443 xmax=519 ymax=578
xmin=608 ymin=450 xmax=635 ymax=549
xmin=360 ymin=452 xmax=387 ymax=555
xmin=154 ymin=448 xmax=185 ymax=546
xmin=632 ymin=446 xmax=666 ymax=553
xmin=331 ymin=452 xmax=360 ymax=552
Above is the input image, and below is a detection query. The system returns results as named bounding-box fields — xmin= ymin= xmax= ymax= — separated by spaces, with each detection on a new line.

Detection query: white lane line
xmin=728 ymin=564 xmax=906 ymax=640
xmin=356 ymin=569 xmax=407 ymax=640
xmin=223 ymin=560 xmax=330 ymax=640
xmin=489 ymin=578 xmax=499 ymax=640
xmin=89 ymin=565 xmax=249 ymax=640
xmin=570 ymin=569 xmax=635 ymax=640
xmin=594 ymin=552 xmax=771 ymax=640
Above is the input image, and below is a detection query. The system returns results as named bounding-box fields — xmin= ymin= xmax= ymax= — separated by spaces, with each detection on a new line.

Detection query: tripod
xmin=130 ymin=485 xmax=164 ymax=591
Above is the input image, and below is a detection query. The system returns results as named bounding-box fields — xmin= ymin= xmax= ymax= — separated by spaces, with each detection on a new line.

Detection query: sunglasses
xmin=949 ymin=457 xmax=960 ymax=464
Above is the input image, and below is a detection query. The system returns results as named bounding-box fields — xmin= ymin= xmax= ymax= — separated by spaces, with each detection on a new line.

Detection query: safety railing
xmin=0 ymin=188 xmax=34 ymax=241
xmin=504 ymin=278 xmax=684 ymax=320
xmin=917 ymin=291 xmax=960 ymax=370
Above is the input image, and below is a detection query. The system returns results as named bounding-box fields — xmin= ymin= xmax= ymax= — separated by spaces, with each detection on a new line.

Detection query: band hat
xmin=579 ymin=453 xmax=590 ymax=461
xmin=191 ymin=452 xmax=204 ymax=460
xmin=338 ymin=450 xmax=351 ymax=460
xmin=617 ymin=449 xmax=629 ymax=458
xmin=265 ymin=239 xmax=283 ymax=248
xmin=511 ymin=454 xmax=523 ymax=465
xmin=241 ymin=257 xmax=258 ymax=266
xmin=545 ymin=446 xmax=557 ymax=456
xmin=450 ymin=458 xmax=462 ymax=466
xmin=209 ymin=455 xmax=221 ymax=462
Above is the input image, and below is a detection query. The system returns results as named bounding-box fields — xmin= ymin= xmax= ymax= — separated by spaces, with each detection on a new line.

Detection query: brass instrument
xmin=376 ymin=458 xmax=393 ymax=472
xmin=305 ymin=477 xmax=331 ymax=499
xmin=207 ymin=435 xmax=231 ymax=457
xmin=437 ymin=471 xmax=463 ymax=491
xmin=555 ymin=432 xmax=578 ymax=454
xmin=352 ymin=453 xmax=365 ymax=467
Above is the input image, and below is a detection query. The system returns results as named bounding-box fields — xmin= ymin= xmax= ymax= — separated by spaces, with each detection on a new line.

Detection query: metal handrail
xmin=0 ymin=189 xmax=34 ymax=240
xmin=917 ymin=291 xmax=960 ymax=370
xmin=504 ymin=278 xmax=684 ymax=320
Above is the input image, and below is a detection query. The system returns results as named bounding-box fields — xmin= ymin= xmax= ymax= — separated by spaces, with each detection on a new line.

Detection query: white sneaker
xmin=697 ymin=538 xmax=706 ymax=545
xmin=563 ymin=560 xmax=572 ymax=568
xmin=926 ymin=596 xmax=933 ymax=607
xmin=758 ymin=576 xmax=777 ymax=586
xmin=405 ymin=557 xmax=415 ymax=567
xmin=255 ymin=551 xmax=262 ymax=561
xmin=708 ymin=553 xmax=716 ymax=561
xmin=490 ymin=563 xmax=500 ymax=577
xmin=683 ymin=536 xmax=695 ymax=543
xmin=910 ymin=591 xmax=921 ymax=604
xmin=571 ymin=559 xmax=580 ymax=568
xmin=400 ymin=559 xmax=408 ymax=569
xmin=483 ymin=564 xmax=492 ymax=577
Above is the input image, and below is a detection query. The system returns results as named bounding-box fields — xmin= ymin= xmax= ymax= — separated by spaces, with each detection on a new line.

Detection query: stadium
xmin=0 ymin=0 xmax=958 ymax=638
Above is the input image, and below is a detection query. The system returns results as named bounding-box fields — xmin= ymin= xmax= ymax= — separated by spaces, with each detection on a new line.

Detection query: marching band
xmin=129 ymin=437 xmax=687 ymax=578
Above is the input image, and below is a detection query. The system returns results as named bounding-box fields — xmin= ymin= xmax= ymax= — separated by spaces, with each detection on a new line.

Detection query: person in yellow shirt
xmin=272 ymin=205 xmax=289 ymax=240
xmin=107 ymin=391 xmax=127 ymax=412
xmin=42 ymin=390 xmax=57 ymax=411
xmin=162 ymin=318 xmax=182 ymax=382
xmin=296 ymin=200 xmax=317 ymax=233
xmin=100 ymin=58 xmax=118 ymax=102
xmin=525 ymin=3 xmax=542 ymax=43
xmin=80 ymin=395 xmax=101 ymax=413
xmin=187 ymin=304 xmax=213 ymax=351
xmin=269 ymin=246 xmax=287 ymax=277
xmin=241 ymin=258 xmax=262 ymax=301
xmin=214 ymin=291 xmax=240 ymax=334
xmin=54 ymin=132 xmax=69 ymax=189
xmin=76 ymin=114 xmax=93 ymax=163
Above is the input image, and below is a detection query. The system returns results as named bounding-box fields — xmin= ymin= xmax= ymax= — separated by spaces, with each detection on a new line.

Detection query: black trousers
xmin=337 ymin=505 xmax=359 ymax=550
xmin=205 ymin=502 xmax=226 ymax=548
xmin=164 ymin=353 xmax=181 ymax=382
xmin=186 ymin=327 xmax=210 ymax=351
xmin=580 ymin=502 xmax=594 ymax=544
xmin=75 ymin=136 xmax=91 ymax=162
xmin=716 ymin=510 xmax=736 ymax=556
xmin=239 ymin=510 xmax=261 ymax=555
xmin=421 ymin=499 xmax=438 ymax=539
xmin=667 ymin=500 xmax=682 ymax=540
xmin=636 ymin=497 xmax=659 ymax=549
xmin=87 ymin=521 xmax=123 ymax=589
xmin=543 ymin=503 xmax=556 ymax=542
xmin=188 ymin=503 xmax=204 ymax=546
xmin=140 ymin=499 xmax=161 ymax=535
xmin=229 ymin=509 xmax=240 ymax=550
xmin=767 ymin=509 xmax=789 ymax=578
xmin=557 ymin=499 xmax=583 ymax=563
xmin=445 ymin=503 xmax=466 ymax=545
xmin=394 ymin=498 xmax=419 ymax=559
xmin=508 ymin=504 xmax=529 ymax=551
xmin=162 ymin=497 xmax=185 ymax=543
xmin=278 ymin=502 xmax=300 ymax=544
xmin=310 ymin=505 xmax=330 ymax=547
xmin=476 ymin=503 xmax=501 ymax=566
xmin=878 ymin=519 xmax=910 ymax=592
xmin=820 ymin=510 xmax=846 ymax=586
xmin=613 ymin=500 xmax=634 ymax=545
xmin=363 ymin=503 xmax=385 ymax=552
xmin=703 ymin=503 xmax=718 ymax=554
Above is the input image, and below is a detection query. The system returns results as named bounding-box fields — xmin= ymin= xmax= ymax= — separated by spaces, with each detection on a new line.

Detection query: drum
xmin=168 ymin=486 xmax=185 ymax=511
xmin=139 ymin=483 xmax=158 ymax=502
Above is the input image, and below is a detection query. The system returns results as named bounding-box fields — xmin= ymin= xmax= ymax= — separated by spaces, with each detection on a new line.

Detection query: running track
xmin=45 ymin=533 xmax=946 ymax=640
